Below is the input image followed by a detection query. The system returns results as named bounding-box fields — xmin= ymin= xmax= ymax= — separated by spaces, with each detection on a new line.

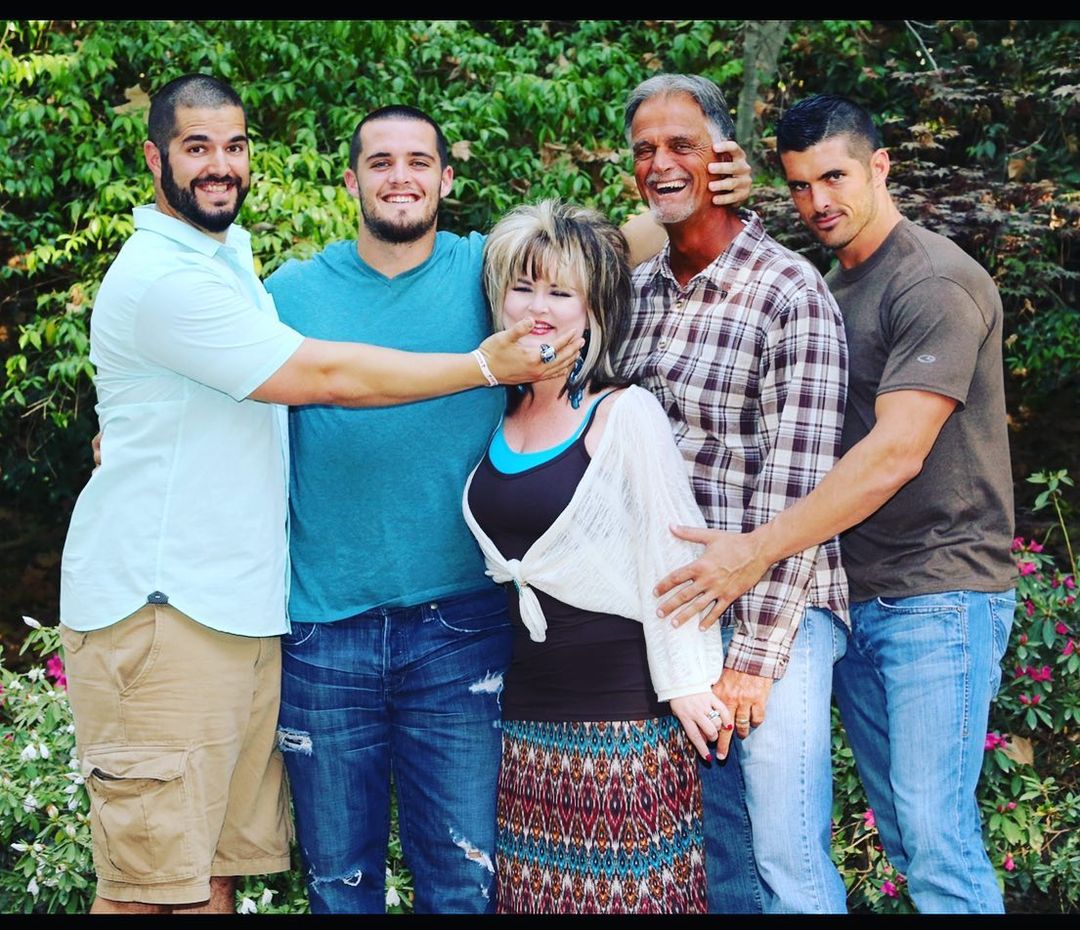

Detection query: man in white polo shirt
xmin=57 ymin=73 xmax=577 ymax=915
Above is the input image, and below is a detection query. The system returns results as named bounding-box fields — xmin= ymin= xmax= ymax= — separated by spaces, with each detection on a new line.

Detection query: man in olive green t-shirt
xmin=651 ymin=94 xmax=1016 ymax=913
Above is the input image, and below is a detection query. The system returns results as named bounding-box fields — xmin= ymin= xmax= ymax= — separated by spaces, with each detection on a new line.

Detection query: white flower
xmin=65 ymin=824 xmax=77 ymax=838
xmin=67 ymin=797 xmax=80 ymax=811
xmin=10 ymin=842 xmax=28 ymax=853
xmin=65 ymin=724 xmax=76 ymax=734
xmin=27 ymin=694 xmax=39 ymax=704
xmin=23 ymin=795 xmax=39 ymax=812
xmin=27 ymin=877 xmax=39 ymax=897
xmin=20 ymin=744 xmax=39 ymax=762
xmin=7 ymin=679 xmax=23 ymax=691
xmin=27 ymin=667 xmax=44 ymax=682
xmin=22 ymin=616 xmax=42 ymax=629
xmin=259 ymin=888 xmax=275 ymax=907
xmin=237 ymin=897 xmax=257 ymax=915
xmin=385 ymin=886 xmax=401 ymax=907
xmin=38 ymin=743 xmax=50 ymax=760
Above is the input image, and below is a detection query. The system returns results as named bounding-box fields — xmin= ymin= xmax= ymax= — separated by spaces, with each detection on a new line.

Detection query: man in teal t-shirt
xmin=265 ymin=106 xmax=507 ymax=915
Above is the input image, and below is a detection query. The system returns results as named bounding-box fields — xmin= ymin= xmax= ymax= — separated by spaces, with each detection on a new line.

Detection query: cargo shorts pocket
xmin=81 ymin=746 xmax=198 ymax=884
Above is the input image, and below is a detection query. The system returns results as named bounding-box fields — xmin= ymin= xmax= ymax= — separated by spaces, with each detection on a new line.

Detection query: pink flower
xmin=1007 ymin=801 xmax=1017 ymax=810
xmin=1056 ymin=622 xmax=1071 ymax=635
xmin=1011 ymin=537 xmax=1025 ymax=552
xmin=984 ymin=732 xmax=1008 ymax=751
xmin=1028 ymin=540 xmax=1044 ymax=553
xmin=881 ymin=880 xmax=899 ymax=898
xmin=1003 ymin=854 xmax=1015 ymax=872
xmin=1066 ymin=576 xmax=1076 ymax=590
xmin=1024 ymin=601 xmax=1035 ymax=617
xmin=45 ymin=661 xmax=68 ymax=689
xmin=1019 ymin=632 xmax=1029 ymax=644
xmin=1066 ymin=596 xmax=1076 ymax=606
xmin=863 ymin=809 xmax=876 ymax=829
xmin=1064 ymin=639 xmax=1076 ymax=657
xmin=1031 ymin=694 xmax=1042 ymax=705
xmin=45 ymin=654 xmax=67 ymax=690
xmin=1019 ymin=694 xmax=1030 ymax=705
xmin=1018 ymin=561 xmax=1037 ymax=576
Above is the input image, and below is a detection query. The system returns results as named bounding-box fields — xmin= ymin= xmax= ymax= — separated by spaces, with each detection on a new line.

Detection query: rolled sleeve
xmin=727 ymin=284 xmax=847 ymax=679
xmin=134 ymin=266 xmax=304 ymax=401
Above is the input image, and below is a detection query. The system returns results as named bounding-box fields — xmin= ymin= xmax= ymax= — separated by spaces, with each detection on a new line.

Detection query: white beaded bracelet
xmin=472 ymin=348 xmax=499 ymax=387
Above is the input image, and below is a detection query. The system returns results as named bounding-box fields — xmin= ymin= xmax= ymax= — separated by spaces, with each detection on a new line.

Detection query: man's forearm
xmin=750 ymin=422 xmax=929 ymax=568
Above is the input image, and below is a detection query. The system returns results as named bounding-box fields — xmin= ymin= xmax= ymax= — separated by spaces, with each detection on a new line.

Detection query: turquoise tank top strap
xmin=489 ymin=390 xmax=616 ymax=475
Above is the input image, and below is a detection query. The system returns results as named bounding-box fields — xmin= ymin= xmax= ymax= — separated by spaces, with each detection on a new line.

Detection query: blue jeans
xmin=701 ymin=606 xmax=849 ymax=914
xmin=277 ymin=587 xmax=513 ymax=914
xmin=833 ymin=589 xmax=1015 ymax=913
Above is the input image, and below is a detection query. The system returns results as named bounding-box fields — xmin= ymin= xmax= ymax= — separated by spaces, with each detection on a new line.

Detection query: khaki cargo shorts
xmin=60 ymin=604 xmax=292 ymax=905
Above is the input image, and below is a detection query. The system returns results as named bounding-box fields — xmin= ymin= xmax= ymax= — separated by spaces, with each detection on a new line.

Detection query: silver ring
xmin=706 ymin=710 xmax=722 ymax=721
xmin=734 ymin=718 xmax=751 ymax=726
xmin=539 ymin=343 xmax=557 ymax=364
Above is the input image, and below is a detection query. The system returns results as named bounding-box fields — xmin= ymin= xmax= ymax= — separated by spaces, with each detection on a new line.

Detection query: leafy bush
xmin=2 ymin=20 xmax=1077 ymax=512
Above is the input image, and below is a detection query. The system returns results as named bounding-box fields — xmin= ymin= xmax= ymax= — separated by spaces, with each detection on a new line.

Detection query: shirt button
xmin=429 ymin=603 xmax=438 ymax=609
xmin=675 ymin=299 xmax=685 ymax=309
xmin=658 ymin=338 xmax=669 ymax=349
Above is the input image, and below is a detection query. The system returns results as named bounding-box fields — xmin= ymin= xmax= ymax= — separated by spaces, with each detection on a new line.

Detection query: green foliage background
xmin=1 ymin=18 xmax=1078 ymax=914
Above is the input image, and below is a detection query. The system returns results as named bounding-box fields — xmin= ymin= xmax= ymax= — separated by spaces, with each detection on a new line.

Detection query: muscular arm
xmin=249 ymin=318 xmax=580 ymax=407
xmin=656 ymin=388 xmax=959 ymax=625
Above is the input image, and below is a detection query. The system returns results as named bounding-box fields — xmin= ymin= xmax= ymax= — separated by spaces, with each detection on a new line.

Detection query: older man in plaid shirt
xmin=617 ymin=74 xmax=850 ymax=914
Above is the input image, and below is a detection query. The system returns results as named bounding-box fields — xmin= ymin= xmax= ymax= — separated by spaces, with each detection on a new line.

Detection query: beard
xmin=160 ymin=151 xmax=249 ymax=234
xmin=359 ymin=191 xmax=440 ymax=244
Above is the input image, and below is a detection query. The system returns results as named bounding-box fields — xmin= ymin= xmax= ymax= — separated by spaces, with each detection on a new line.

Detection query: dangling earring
xmin=568 ymin=329 xmax=588 ymax=410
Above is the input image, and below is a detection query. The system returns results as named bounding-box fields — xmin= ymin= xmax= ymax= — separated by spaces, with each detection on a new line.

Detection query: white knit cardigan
xmin=462 ymin=385 xmax=725 ymax=702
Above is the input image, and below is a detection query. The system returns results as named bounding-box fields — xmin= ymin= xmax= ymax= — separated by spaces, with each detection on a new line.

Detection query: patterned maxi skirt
xmin=495 ymin=715 xmax=707 ymax=914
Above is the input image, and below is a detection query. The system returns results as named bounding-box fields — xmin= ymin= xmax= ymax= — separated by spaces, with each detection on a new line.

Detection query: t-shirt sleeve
xmin=133 ymin=265 xmax=305 ymax=401
xmin=878 ymin=277 xmax=986 ymax=407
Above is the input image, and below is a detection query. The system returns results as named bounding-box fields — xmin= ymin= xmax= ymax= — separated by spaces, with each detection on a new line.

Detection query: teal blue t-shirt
xmin=265 ymin=231 xmax=502 ymax=622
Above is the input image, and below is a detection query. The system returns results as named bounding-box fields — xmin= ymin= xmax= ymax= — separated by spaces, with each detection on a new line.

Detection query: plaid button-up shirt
xmin=618 ymin=210 xmax=849 ymax=679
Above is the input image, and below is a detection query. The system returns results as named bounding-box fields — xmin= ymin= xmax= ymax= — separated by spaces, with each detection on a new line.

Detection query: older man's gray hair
xmin=624 ymin=74 xmax=736 ymax=145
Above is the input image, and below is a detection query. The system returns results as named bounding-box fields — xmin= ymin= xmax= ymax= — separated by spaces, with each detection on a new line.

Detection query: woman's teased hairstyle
xmin=482 ymin=198 xmax=634 ymax=411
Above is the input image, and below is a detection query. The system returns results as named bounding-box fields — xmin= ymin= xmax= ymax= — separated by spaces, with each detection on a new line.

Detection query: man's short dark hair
xmin=776 ymin=94 xmax=882 ymax=160
xmin=623 ymin=74 xmax=736 ymax=145
xmin=349 ymin=106 xmax=449 ymax=173
xmin=147 ymin=73 xmax=246 ymax=151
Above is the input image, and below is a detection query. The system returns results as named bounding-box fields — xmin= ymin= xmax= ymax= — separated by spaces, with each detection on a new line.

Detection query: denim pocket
xmin=431 ymin=590 xmax=511 ymax=635
xmin=875 ymin=591 xmax=964 ymax=614
xmin=988 ymin=590 xmax=1017 ymax=696
xmin=282 ymin=621 xmax=320 ymax=649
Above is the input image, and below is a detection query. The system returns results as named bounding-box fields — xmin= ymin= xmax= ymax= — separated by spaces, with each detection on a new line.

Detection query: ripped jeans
xmin=278 ymin=587 xmax=513 ymax=913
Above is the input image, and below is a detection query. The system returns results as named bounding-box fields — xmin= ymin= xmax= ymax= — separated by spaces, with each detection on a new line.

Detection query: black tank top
xmin=467 ymin=398 xmax=667 ymax=722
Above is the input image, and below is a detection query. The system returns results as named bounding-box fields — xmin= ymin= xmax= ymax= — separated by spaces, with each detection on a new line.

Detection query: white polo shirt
xmin=60 ymin=205 xmax=305 ymax=636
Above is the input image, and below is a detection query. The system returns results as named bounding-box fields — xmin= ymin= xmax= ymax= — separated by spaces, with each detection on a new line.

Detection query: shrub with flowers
xmin=3 ymin=470 xmax=1076 ymax=914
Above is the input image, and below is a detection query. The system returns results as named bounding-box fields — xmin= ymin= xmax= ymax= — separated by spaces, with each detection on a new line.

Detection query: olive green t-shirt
xmin=825 ymin=219 xmax=1015 ymax=601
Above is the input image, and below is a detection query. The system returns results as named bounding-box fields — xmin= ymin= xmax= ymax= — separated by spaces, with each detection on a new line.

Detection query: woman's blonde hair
xmin=482 ymin=198 xmax=633 ymax=409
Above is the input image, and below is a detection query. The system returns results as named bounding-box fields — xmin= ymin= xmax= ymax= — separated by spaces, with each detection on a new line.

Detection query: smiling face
xmin=146 ymin=104 xmax=250 ymax=236
xmin=630 ymin=91 xmax=719 ymax=228
xmin=780 ymin=133 xmax=891 ymax=266
xmin=500 ymin=271 xmax=590 ymax=350
xmin=345 ymin=116 xmax=452 ymax=245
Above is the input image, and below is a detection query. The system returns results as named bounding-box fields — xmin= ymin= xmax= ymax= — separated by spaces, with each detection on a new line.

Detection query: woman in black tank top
xmin=463 ymin=200 xmax=732 ymax=914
